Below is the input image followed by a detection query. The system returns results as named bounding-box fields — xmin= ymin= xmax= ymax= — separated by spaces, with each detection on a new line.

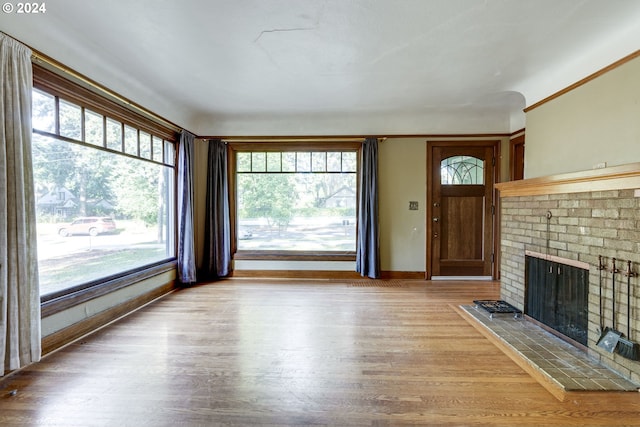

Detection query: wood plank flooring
xmin=2 ymin=279 xmax=640 ymax=426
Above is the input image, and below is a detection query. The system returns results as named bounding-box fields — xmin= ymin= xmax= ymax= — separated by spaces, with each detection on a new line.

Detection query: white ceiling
xmin=1 ymin=0 xmax=639 ymax=136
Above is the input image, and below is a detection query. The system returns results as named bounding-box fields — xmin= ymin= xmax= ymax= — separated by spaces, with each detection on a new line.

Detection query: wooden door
xmin=510 ymin=134 xmax=525 ymax=180
xmin=427 ymin=142 xmax=497 ymax=279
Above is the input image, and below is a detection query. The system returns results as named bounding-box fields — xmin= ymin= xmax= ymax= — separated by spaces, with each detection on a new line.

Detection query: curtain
xmin=356 ymin=138 xmax=380 ymax=278
xmin=200 ymin=139 xmax=231 ymax=280
xmin=177 ymin=130 xmax=197 ymax=285
xmin=0 ymin=33 xmax=41 ymax=377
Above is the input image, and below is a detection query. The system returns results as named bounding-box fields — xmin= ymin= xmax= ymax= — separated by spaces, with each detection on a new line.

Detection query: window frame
xmin=228 ymin=141 xmax=361 ymax=261
xmin=32 ymin=63 xmax=179 ymax=314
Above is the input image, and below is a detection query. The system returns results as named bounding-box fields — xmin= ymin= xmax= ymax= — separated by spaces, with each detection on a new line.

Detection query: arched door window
xmin=440 ymin=155 xmax=484 ymax=185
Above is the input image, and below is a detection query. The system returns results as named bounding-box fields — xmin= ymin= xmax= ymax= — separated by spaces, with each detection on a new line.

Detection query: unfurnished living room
xmin=1 ymin=1 xmax=640 ymax=425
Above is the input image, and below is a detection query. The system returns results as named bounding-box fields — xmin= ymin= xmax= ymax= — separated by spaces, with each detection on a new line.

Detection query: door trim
xmin=426 ymin=140 xmax=501 ymax=280
xmin=510 ymin=133 xmax=525 ymax=181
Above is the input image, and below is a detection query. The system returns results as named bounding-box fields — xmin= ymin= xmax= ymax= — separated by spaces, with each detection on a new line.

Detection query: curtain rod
xmin=198 ymin=136 xmax=392 ymax=143
xmin=200 ymin=133 xmax=511 ymax=141
xmin=207 ymin=136 xmax=372 ymax=143
xmin=31 ymin=50 xmax=183 ymax=134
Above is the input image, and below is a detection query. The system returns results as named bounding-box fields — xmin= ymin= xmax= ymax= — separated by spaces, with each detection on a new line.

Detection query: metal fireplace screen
xmin=525 ymin=255 xmax=589 ymax=346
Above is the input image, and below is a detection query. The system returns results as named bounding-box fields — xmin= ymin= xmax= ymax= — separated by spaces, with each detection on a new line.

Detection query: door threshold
xmin=431 ymin=276 xmax=493 ymax=281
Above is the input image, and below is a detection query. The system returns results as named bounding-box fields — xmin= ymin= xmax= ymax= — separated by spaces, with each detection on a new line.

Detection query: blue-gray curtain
xmin=0 ymin=33 xmax=41 ymax=376
xmin=200 ymin=139 xmax=231 ymax=279
xmin=177 ymin=130 xmax=197 ymax=285
xmin=356 ymin=138 xmax=380 ymax=278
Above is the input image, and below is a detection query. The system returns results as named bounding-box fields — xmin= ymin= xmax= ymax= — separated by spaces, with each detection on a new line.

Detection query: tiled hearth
xmin=459 ymin=305 xmax=639 ymax=400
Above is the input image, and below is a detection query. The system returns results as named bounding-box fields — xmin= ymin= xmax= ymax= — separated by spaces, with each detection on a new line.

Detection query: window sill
xmin=40 ymin=259 xmax=177 ymax=318
xmin=234 ymin=251 xmax=356 ymax=262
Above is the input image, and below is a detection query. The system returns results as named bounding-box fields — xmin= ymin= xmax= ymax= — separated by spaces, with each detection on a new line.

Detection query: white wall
xmin=191 ymin=109 xmax=512 ymax=138
xmin=234 ymin=260 xmax=355 ymax=271
xmin=524 ymin=55 xmax=640 ymax=178
xmin=42 ymin=270 xmax=175 ymax=337
xmin=378 ymin=138 xmax=427 ymax=273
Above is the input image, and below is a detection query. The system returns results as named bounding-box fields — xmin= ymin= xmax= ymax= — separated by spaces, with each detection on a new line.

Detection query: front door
xmin=427 ymin=142 xmax=497 ymax=279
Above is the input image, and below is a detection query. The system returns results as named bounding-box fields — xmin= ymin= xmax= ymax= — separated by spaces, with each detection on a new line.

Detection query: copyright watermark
xmin=2 ymin=2 xmax=47 ymax=13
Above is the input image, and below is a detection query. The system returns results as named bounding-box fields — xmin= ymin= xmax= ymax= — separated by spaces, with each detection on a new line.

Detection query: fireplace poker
xmin=597 ymin=258 xmax=622 ymax=353
xmin=617 ymin=260 xmax=639 ymax=361
xmin=598 ymin=255 xmax=605 ymax=334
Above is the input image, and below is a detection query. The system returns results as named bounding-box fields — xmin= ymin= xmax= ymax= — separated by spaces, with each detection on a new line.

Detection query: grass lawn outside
xmin=38 ymin=245 xmax=166 ymax=296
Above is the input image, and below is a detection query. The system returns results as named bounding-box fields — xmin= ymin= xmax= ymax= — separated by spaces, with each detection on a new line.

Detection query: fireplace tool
xmin=616 ymin=260 xmax=639 ymax=361
xmin=597 ymin=257 xmax=622 ymax=353
xmin=597 ymin=255 xmax=606 ymax=340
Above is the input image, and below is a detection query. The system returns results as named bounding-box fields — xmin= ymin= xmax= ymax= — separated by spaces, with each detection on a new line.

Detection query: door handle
xmin=433 ymin=217 xmax=439 ymax=222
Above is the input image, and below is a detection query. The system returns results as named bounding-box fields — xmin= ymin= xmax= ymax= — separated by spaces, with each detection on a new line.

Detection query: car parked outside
xmin=58 ymin=217 xmax=117 ymax=237
xmin=238 ymin=226 xmax=253 ymax=240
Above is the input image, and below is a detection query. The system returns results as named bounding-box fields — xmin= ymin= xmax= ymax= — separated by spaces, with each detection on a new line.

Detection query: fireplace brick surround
xmin=496 ymin=164 xmax=640 ymax=383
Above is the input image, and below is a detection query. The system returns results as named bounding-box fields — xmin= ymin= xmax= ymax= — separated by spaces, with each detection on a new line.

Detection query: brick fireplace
xmin=496 ymin=164 xmax=640 ymax=384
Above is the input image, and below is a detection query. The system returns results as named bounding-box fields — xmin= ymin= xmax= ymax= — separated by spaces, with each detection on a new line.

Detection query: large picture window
xmin=232 ymin=144 xmax=359 ymax=255
xmin=31 ymin=78 xmax=176 ymax=298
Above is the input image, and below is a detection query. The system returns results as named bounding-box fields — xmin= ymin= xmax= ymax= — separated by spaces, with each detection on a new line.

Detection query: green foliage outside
xmin=237 ymin=172 xmax=357 ymax=232
xmin=31 ymin=90 xmax=168 ymax=227
xmin=238 ymin=174 xmax=297 ymax=230
xmin=38 ymin=246 xmax=166 ymax=295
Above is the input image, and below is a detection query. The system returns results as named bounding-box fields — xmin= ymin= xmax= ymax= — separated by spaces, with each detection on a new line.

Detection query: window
xmin=31 ymin=72 xmax=177 ymax=299
xmin=440 ymin=155 xmax=484 ymax=185
xmin=232 ymin=144 xmax=359 ymax=255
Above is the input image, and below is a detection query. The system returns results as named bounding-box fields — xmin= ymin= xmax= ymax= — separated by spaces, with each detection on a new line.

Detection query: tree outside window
xmin=235 ymin=149 xmax=357 ymax=253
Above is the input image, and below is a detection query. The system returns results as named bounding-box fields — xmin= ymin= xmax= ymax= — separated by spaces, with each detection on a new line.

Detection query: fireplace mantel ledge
xmin=495 ymin=162 xmax=640 ymax=197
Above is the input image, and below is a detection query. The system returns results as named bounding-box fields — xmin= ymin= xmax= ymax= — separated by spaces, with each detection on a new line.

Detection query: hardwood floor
xmin=2 ymin=279 xmax=640 ymax=426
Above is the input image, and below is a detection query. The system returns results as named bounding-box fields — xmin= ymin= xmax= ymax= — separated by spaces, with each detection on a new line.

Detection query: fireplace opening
xmin=525 ymin=252 xmax=589 ymax=347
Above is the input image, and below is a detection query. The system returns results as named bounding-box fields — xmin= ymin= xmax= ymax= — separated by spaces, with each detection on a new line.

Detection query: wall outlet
xmin=409 ymin=201 xmax=419 ymax=210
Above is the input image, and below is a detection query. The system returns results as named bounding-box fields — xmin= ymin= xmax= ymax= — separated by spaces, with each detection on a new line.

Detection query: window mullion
xmin=80 ymin=106 xmax=86 ymax=142
xmin=102 ymin=115 xmax=107 ymax=148
xmin=120 ymin=122 xmax=125 ymax=152
xmin=54 ymin=96 xmax=60 ymax=135
xmin=136 ymin=129 xmax=141 ymax=157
